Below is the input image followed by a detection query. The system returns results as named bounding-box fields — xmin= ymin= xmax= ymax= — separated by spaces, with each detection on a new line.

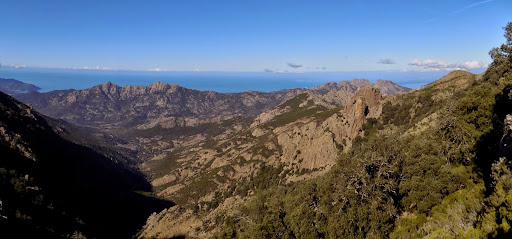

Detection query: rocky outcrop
xmin=275 ymin=120 xmax=339 ymax=170
xmin=311 ymin=79 xmax=372 ymax=106
xmin=332 ymin=86 xmax=383 ymax=146
xmin=276 ymin=86 xmax=384 ymax=170
xmin=311 ymin=78 xmax=409 ymax=105
xmin=374 ymin=79 xmax=410 ymax=96
xmin=138 ymin=196 xmax=248 ymax=239
xmin=325 ymin=86 xmax=383 ymax=150
xmin=311 ymin=79 xmax=372 ymax=95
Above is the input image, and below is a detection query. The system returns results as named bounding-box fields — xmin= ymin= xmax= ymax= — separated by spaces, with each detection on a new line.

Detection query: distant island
xmin=0 ymin=78 xmax=40 ymax=95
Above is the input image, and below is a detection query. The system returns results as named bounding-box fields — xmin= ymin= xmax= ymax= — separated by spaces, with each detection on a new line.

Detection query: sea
xmin=0 ymin=67 xmax=479 ymax=93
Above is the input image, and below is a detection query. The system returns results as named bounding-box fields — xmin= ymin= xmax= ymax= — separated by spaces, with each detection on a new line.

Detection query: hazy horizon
xmin=0 ymin=66 xmax=486 ymax=93
xmin=1 ymin=0 xmax=510 ymax=74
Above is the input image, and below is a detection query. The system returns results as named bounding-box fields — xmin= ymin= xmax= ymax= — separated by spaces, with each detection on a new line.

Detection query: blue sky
xmin=0 ymin=0 xmax=510 ymax=72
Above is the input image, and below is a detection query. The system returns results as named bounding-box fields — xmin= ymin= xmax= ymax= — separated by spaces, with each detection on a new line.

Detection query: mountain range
xmin=1 ymin=28 xmax=512 ymax=238
xmin=15 ymin=79 xmax=409 ymax=161
xmin=1 ymin=77 xmax=410 ymax=238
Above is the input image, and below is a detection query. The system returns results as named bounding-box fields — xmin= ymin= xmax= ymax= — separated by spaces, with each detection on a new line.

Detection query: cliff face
xmin=276 ymin=87 xmax=383 ymax=170
xmin=330 ymin=86 xmax=383 ymax=148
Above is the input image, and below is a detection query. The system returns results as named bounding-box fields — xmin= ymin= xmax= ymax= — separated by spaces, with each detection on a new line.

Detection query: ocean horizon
xmin=0 ymin=67 xmax=485 ymax=93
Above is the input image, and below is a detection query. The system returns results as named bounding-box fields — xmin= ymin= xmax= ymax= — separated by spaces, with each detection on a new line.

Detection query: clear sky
xmin=0 ymin=0 xmax=510 ymax=72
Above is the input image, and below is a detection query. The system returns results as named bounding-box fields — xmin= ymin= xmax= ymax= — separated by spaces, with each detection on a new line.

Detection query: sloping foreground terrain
xmin=139 ymin=24 xmax=512 ymax=238
xmin=0 ymin=91 xmax=173 ymax=238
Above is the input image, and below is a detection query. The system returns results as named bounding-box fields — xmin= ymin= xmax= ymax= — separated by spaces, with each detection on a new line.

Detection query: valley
xmin=3 ymin=75 xmax=411 ymax=237
xmin=1 ymin=19 xmax=511 ymax=239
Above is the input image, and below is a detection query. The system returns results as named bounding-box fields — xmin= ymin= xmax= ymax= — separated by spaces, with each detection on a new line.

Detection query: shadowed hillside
xmin=0 ymin=91 xmax=174 ymax=238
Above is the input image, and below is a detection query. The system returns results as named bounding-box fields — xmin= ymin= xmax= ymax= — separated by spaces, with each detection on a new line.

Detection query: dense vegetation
xmin=214 ymin=22 xmax=512 ymax=239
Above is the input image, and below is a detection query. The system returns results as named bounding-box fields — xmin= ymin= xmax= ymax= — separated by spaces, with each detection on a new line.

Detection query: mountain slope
xmin=138 ymin=24 xmax=512 ymax=237
xmin=0 ymin=91 xmax=172 ymax=238
xmin=207 ymin=67 xmax=511 ymax=238
xmin=136 ymin=86 xmax=387 ymax=238
xmin=374 ymin=79 xmax=411 ymax=96
xmin=200 ymin=26 xmax=512 ymax=238
xmin=0 ymin=78 xmax=40 ymax=95
xmin=93 ymin=82 xmax=382 ymax=238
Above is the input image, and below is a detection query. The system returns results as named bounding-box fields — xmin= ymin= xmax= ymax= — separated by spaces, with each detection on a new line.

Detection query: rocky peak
xmin=101 ymin=81 xmax=114 ymax=87
xmin=345 ymin=86 xmax=383 ymax=118
xmin=95 ymin=81 xmax=119 ymax=94
xmin=273 ymin=86 xmax=384 ymax=171
xmin=148 ymin=81 xmax=180 ymax=93
xmin=100 ymin=81 xmax=118 ymax=89
xmin=311 ymin=78 xmax=372 ymax=95
xmin=374 ymin=79 xmax=411 ymax=96
xmin=310 ymin=78 xmax=408 ymax=104
xmin=321 ymin=86 xmax=383 ymax=152
xmin=349 ymin=78 xmax=372 ymax=88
